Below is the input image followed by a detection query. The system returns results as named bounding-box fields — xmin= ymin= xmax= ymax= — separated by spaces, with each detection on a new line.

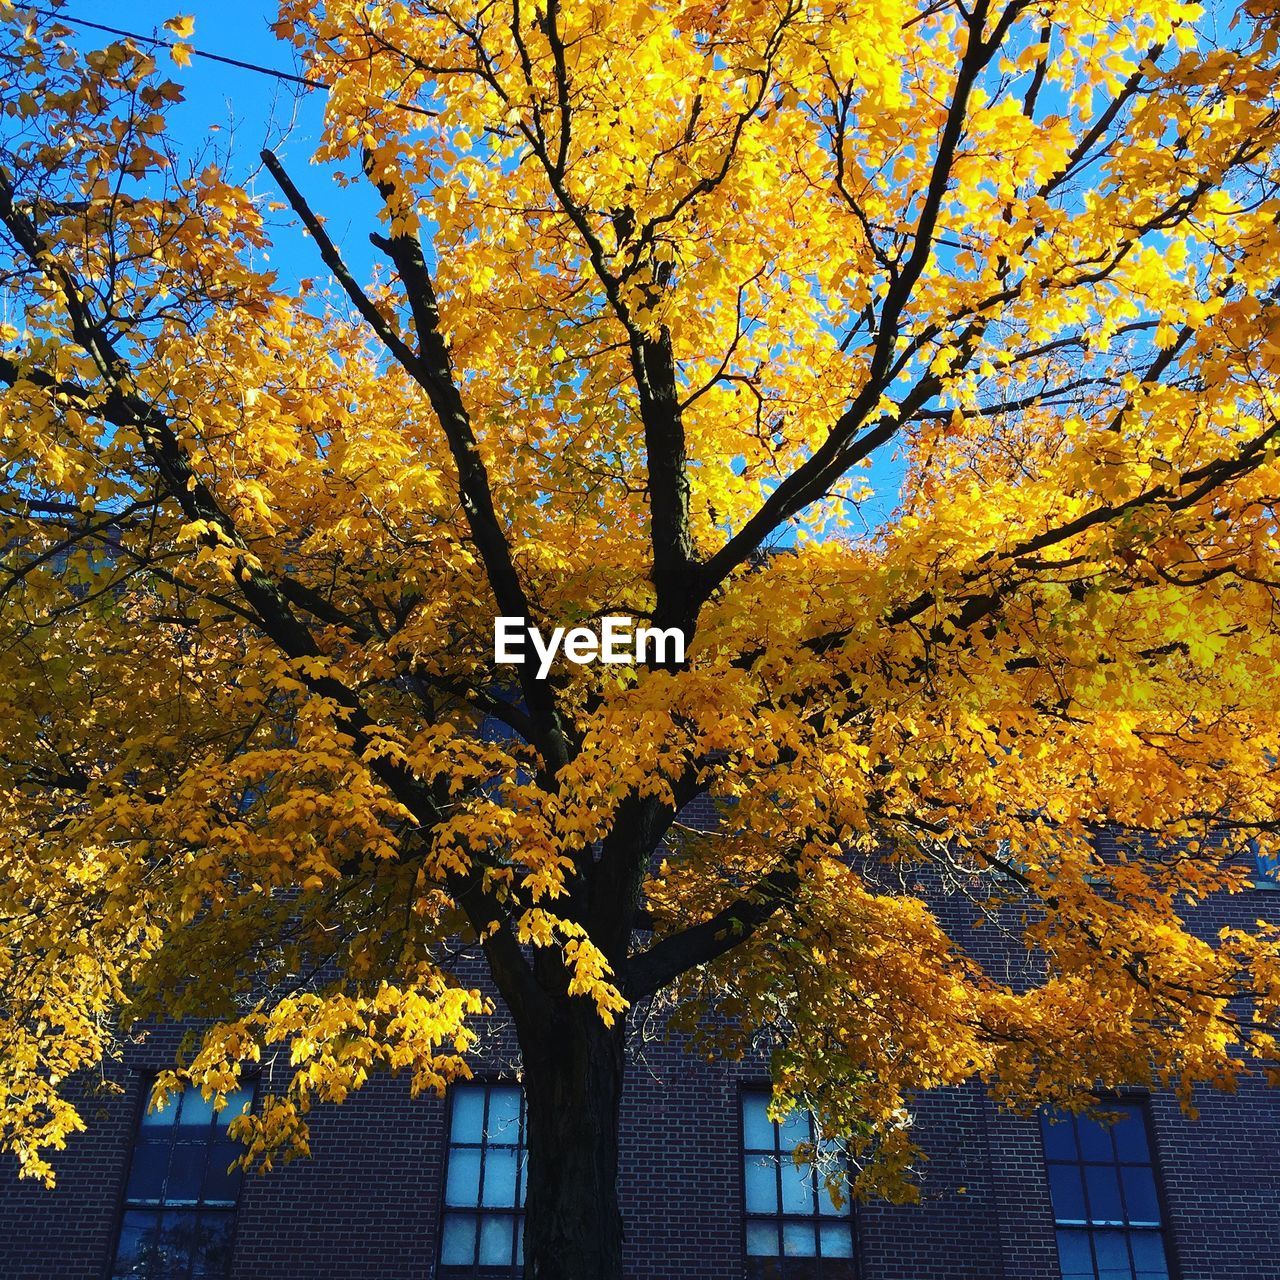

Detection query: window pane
xmin=112 ymin=1209 xmax=162 ymax=1277
xmin=189 ymin=1213 xmax=236 ymax=1279
xmin=1040 ymin=1112 xmax=1078 ymax=1161
xmin=819 ymin=1220 xmax=855 ymax=1258
xmin=744 ymin=1157 xmax=779 ymax=1214
xmin=817 ymin=1173 xmax=847 ymax=1216
xmin=781 ymin=1220 xmax=818 ymax=1256
xmin=115 ymin=1085 xmax=250 ymax=1280
xmin=1043 ymin=1102 xmax=1170 ymax=1280
xmin=1084 ymin=1164 xmax=1124 ymax=1225
xmin=178 ymin=1092 xmax=216 ymax=1132
xmin=1257 ymin=847 xmax=1280 ymax=883
xmin=777 ymin=1109 xmax=809 ymax=1152
xmin=482 ymin=1148 xmax=520 ymax=1208
xmin=1055 ymin=1228 xmax=1096 ymax=1280
xmin=478 ymin=1215 xmax=515 ymax=1267
xmin=445 ymin=1148 xmax=482 ymax=1208
xmin=450 ymin=1089 xmax=486 ymax=1144
xmin=1047 ymin=1164 xmax=1087 ymax=1223
xmin=1130 ymin=1231 xmax=1170 ymax=1280
xmin=214 ymin=1089 xmax=253 ymax=1130
xmin=1120 ymin=1165 xmax=1160 ymax=1226
xmin=746 ymin=1221 xmax=780 ymax=1257
xmin=487 ymin=1087 xmax=522 ymax=1143
xmin=742 ymin=1096 xmax=856 ymax=1271
xmin=166 ymin=1143 xmax=208 ymax=1205
xmin=822 ymin=1264 xmax=858 ymax=1280
xmin=202 ymin=1142 xmax=244 ymax=1206
xmin=141 ymin=1094 xmax=178 ymax=1129
xmin=1093 ymin=1228 xmax=1135 ymax=1280
xmin=780 ymin=1159 xmax=815 ymax=1214
xmin=742 ymin=1095 xmax=777 ymax=1151
xmin=1077 ymin=1115 xmax=1115 ymax=1162
xmin=1110 ymin=1107 xmax=1150 ymax=1163
xmin=441 ymin=1086 xmax=526 ymax=1273
xmin=440 ymin=1213 xmax=478 ymax=1266
xmin=125 ymin=1142 xmax=170 ymax=1204
xmin=150 ymin=1211 xmax=197 ymax=1277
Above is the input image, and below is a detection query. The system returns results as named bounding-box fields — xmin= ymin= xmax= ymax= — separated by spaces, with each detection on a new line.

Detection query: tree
xmin=4 ymin=0 xmax=1280 ymax=1273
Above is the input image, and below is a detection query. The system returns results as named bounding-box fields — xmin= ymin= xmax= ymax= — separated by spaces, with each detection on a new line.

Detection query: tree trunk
xmin=518 ymin=1003 xmax=626 ymax=1280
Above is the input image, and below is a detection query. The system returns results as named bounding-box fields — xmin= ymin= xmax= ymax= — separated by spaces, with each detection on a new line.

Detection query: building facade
xmin=3 ymin=875 xmax=1279 ymax=1280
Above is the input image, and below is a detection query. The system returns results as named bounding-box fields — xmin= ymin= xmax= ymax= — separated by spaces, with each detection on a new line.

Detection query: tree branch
xmin=263 ymin=148 xmax=575 ymax=772
xmin=625 ymin=858 xmax=801 ymax=999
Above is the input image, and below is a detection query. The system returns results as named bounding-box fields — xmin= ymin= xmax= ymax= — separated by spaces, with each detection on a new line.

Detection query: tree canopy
xmin=3 ymin=0 xmax=1280 ymax=1220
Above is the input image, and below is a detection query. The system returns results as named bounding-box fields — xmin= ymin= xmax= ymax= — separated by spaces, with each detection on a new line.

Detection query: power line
xmin=26 ymin=7 xmax=438 ymax=118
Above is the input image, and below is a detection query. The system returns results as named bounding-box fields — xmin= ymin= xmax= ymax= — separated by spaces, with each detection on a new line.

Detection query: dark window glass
xmin=740 ymin=1091 xmax=856 ymax=1280
xmin=1040 ymin=1104 xmax=1172 ymax=1280
xmin=110 ymin=1084 xmax=253 ymax=1280
xmin=440 ymin=1084 xmax=526 ymax=1278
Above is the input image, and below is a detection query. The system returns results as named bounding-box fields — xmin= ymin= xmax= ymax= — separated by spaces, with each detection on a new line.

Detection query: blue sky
xmin=76 ymin=2 xmax=382 ymax=285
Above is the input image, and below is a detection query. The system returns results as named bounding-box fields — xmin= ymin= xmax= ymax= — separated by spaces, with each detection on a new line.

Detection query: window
xmin=1040 ymin=1102 xmax=1172 ymax=1280
xmin=110 ymin=1083 xmax=253 ymax=1280
xmin=1252 ymin=837 xmax=1280 ymax=888
xmin=439 ymin=1083 xmax=526 ymax=1277
xmin=740 ymin=1090 xmax=856 ymax=1280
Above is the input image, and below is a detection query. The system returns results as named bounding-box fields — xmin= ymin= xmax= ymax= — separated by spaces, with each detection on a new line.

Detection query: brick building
xmin=3 ymin=865 xmax=1279 ymax=1280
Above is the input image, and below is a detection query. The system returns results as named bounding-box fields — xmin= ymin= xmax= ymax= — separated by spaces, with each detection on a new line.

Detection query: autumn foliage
xmin=4 ymin=0 xmax=1280 ymax=1270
